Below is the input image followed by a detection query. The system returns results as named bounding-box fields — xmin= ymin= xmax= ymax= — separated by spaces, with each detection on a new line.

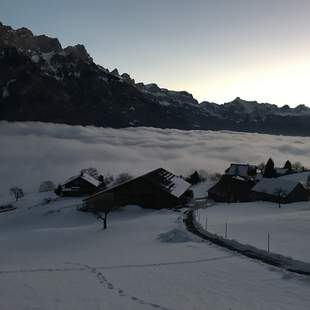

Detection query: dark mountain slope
xmin=1 ymin=22 xmax=310 ymax=136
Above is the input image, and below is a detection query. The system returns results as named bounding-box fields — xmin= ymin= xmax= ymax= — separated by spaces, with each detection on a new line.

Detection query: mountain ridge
xmin=1 ymin=21 xmax=310 ymax=136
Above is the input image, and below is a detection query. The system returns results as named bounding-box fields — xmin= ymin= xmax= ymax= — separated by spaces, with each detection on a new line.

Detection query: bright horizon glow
xmin=1 ymin=0 xmax=310 ymax=107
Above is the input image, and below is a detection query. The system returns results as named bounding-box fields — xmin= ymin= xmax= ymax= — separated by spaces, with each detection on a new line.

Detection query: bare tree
xmin=39 ymin=180 xmax=55 ymax=192
xmin=292 ymin=161 xmax=304 ymax=172
xmin=274 ymin=188 xmax=287 ymax=208
xmin=10 ymin=187 xmax=24 ymax=201
xmin=87 ymin=193 xmax=117 ymax=230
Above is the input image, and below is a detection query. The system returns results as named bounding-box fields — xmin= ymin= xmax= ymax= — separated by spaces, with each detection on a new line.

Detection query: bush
xmin=113 ymin=173 xmax=133 ymax=185
xmin=39 ymin=180 xmax=55 ymax=192
xmin=54 ymin=184 xmax=62 ymax=196
xmin=98 ymin=174 xmax=114 ymax=188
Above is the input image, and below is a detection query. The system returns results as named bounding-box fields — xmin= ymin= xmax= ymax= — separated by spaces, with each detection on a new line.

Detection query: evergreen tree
xmin=54 ymin=184 xmax=62 ymax=196
xmin=263 ymin=158 xmax=275 ymax=178
xmin=283 ymin=160 xmax=292 ymax=171
xmin=187 ymin=171 xmax=203 ymax=185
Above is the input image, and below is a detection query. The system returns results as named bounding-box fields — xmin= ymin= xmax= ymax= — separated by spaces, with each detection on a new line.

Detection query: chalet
xmin=274 ymin=167 xmax=289 ymax=177
xmin=225 ymin=163 xmax=257 ymax=178
xmin=60 ymin=172 xmax=100 ymax=197
xmin=252 ymin=178 xmax=310 ymax=203
xmin=208 ymin=174 xmax=256 ymax=203
xmin=84 ymin=168 xmax=192 ymax=210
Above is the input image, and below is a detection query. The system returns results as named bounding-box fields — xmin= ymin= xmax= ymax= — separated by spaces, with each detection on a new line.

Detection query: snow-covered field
xmin=196 ymin=202 xmax=310 ymax=263
xmin=1 ymin=193 xmax=310 ymax=310
xmin=2 ymin=121 xmax=310 ymax=198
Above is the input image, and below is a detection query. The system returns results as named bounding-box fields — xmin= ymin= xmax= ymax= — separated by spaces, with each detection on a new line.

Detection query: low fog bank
xmin=1 ymin=121 xmax=310 ymax=198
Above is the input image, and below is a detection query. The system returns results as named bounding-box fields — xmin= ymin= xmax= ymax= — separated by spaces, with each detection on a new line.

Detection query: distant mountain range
xmin=1 ymin=21 xmax=310 ymax=136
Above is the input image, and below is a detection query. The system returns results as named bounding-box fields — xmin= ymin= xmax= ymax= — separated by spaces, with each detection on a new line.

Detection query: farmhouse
xmin=208 ymin=174 xmax=256 ymax=203
xmin=252 ymin=178 xmax=310 ymax=203
xmin=59 ymin=172 xmax=100 ymax=197
xmin=225 ymin=163 xmax=258 ymax=178
xmin=274 ymin=167 xmax=289 ymax=177
xmin=84 ymin=168 xmax=192 ymax=209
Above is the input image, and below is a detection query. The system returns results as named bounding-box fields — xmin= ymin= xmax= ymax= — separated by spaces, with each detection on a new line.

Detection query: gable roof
xmin=85 ymin=168 xmax=191 ymax=201
xmin=144 ymin=168 xmax=191 ymax=198
xmin=226 ymin=163 xmax=257 ymax=177
xmin=252 ymin=178 xmax=304 ymax=197
xmin=63 ymin=173 xmax=100 ymax=187
xmin=279 ymin=170 xmax=310 ymax=184
xmin=209 ymin=174 xmax=255 ymax=194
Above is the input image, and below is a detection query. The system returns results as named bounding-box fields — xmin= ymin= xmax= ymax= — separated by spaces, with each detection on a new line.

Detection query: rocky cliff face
xmin=1 ymin=22 xmax=310 ymax=136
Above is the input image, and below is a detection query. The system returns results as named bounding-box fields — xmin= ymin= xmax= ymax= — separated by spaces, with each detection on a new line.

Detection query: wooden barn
xmin=208 ymin=174 xmax=256 ymax=203
xmin=60 ymin=172 xmax=100 ymax=197
xmin=225 ymin=163 xmax=258 ymax=178
xmin=84 ymin=168 xmax=192 ymax=210
xmin=252 ymin=178 xmax=310 ymax=204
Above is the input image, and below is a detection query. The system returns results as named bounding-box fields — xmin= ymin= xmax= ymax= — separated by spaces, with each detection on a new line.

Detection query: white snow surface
xmin=1 ymin=193 xmax=310 ymax=309
xmin=196 ymin=201 xmax=310 ymax=263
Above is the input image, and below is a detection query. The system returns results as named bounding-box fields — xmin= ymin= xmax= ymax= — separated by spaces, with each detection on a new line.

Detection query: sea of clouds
xmin=1 ymin=121 xmax=310 ymax=198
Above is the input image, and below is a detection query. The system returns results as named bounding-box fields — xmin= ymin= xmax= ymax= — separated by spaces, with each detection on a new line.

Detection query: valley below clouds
xmin=1 ymin=121 xmax=310 ymax=197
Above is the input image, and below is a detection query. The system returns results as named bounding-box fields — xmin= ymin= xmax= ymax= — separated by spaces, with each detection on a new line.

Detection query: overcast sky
xmin=1 ymin=0 xmax=310 ymax=107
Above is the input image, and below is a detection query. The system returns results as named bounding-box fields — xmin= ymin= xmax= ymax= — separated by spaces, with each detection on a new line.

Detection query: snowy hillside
xmin=1 ymin=193 xmax=310 ymax=309
xmin=196 ymin=201 xmax=310 ymax=262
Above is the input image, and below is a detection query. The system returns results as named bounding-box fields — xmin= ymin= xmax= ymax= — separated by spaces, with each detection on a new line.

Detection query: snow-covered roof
xmin=252 ymin=178 xmax=303 ymax=196
xmin=279 ymin=171 xmax=310 ymax=184
xmin=81 ymin=173 xmax=100 ymax=187
xmin=86 ymin=168 xmax=191 ymax=200
xmin=167 ymin=175 xmax=191 ymax=198
xmin=63 ymin=173 xmax=100 ymax=187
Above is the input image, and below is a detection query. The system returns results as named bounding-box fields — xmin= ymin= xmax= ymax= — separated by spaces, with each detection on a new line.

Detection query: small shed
xmin=252 ymin=178 xmax=310 ymax=203
xmin=84 ymin=168 xmax=192 ymax=209
xmin=60 ymin=172 xmax=100 ymax=197
xmin=208 ymin=175 xmax=256 ymax=203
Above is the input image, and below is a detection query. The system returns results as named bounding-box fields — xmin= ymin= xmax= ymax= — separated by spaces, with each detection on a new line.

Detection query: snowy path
xmin=1 ymin=193 xmax=310 ymax=309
